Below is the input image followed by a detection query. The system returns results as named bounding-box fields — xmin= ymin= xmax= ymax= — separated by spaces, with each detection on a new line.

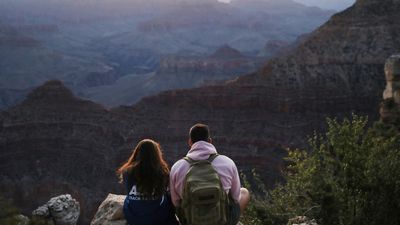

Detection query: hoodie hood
xmin=186 ymin=141 xmax=217 ymax=160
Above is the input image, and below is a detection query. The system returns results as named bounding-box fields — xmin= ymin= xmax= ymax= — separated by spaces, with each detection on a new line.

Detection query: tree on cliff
xmin=246 ymin=115 xmax=400 ymax=225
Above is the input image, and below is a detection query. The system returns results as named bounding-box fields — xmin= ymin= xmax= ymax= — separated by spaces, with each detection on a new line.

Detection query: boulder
xmin=15 ymin=214 xmax=30 ymax=225
xmin=32 ymin=194 xmax=80 ymax=225
xmin=90 ymin=194 xmax=126 ymax=225
xmin=32 ymin=205 xmax=50 ymax=217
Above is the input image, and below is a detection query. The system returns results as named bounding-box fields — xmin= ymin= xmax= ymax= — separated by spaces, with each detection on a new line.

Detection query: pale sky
xmin=217 ymin=0 xmax=356 ymax=11
xmin=293 ymin=0 xmax=356 ymax=10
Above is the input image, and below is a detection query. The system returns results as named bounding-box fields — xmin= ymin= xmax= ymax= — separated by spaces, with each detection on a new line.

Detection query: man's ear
xmin=188 ymin=139 xmax=193 ymax=147
xmin=208 ymin=137 xmax=212 ymax=144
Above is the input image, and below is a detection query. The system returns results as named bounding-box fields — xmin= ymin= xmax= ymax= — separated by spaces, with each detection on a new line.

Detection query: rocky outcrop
xmin=380 ymin=55 xmax=400 ymax=124
xmin=90 ymin=194 xmax=126 ymax=225
xmin=32 ymin=194 xmax=80 ymax=225
xmin=383 ymin=55 xmax=400 ymax=104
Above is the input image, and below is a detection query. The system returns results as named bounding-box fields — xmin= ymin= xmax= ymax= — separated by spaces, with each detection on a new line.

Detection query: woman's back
xmin=123 ymin=175 xmax=178 ymax=225
xmin=117 ymin=139 xmax=179 ymax=225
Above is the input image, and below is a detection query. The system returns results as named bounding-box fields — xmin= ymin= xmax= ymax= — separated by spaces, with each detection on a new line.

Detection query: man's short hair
xmin=189 ymin=123 xmax=210 ymax=143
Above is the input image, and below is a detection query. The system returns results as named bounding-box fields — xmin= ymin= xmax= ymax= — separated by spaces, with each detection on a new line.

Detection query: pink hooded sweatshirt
xmin=169 ymin=141 xmax=241 ymax=207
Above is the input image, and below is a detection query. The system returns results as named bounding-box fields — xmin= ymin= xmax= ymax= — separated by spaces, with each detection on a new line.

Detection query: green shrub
xmin=0 ymin=195 xmax=51 ymax=225
xmin=29 ymin=217 xmax=53 ymax=225
xmin=264 ymin=115 xmax=400 ymax=225
xmin=240 ymin=171 xmax=265 ymax=225
xmin=0 ymin=196 xmax=21 ymax=225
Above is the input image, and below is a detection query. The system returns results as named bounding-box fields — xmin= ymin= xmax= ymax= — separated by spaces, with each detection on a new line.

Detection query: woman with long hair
xmin=117 ymin=139 xmax=179 ymax=225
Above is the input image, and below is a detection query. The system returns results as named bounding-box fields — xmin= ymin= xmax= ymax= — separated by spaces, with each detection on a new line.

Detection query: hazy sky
xmin=218 ymin=0 xmax=356 ymax=11
xmin=292 ymin=0 xmax=356 ymax=10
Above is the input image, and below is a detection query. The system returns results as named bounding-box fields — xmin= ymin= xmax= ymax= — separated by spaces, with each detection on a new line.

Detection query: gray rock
xmin=15 ymin=214 xmax=29 ymax=225
xmin=90 ymin=194 xmax=126 ymax=225
xmin=380 ymin=54 xmax=400 ymax=123
xmin=384 ymin=54 xmax=400 ymax=104
xmin=32 ymin=194 xmax=80 ymax=225
xmin=288 ymin=216 xmax=318 ymax=225
xmin=32 ymin=205 xmax=50 ymax=217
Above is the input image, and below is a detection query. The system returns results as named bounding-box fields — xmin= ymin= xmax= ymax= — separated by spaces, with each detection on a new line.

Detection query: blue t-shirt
xmin=123 ymin=174 xmax=179 ymax=225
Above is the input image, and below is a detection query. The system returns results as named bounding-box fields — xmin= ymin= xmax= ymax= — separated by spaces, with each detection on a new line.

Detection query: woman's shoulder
xmin=122 ymin=170 xmax=137 ymax=192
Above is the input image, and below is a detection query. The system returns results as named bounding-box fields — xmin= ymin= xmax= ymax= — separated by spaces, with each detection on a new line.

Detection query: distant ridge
xmin=212 ymin=45 xmax=243 ymax=58
xmin=25 ymin=80 xmax=76 ymax=102
xmin=11 ymin=80 xmax=106 ymax=114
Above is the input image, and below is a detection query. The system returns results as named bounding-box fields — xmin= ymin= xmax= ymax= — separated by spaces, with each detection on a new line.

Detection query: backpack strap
xmin=207 ymin=153 xmax=219 ymax=163
xmin=183 ymin=156 xmax=196 ymax=165
xmin=183 ymin=154 xmax=219 ymax=165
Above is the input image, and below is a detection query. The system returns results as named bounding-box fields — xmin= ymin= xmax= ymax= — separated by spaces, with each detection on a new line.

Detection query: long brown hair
xmin=117 ymin=139 xmax=170 ymax=198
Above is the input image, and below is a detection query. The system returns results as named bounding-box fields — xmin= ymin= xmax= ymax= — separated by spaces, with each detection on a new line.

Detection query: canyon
xmin=1 ymin=0 xmax=400 ymax=224
xmin=0 ymin=0 xmax=334 ymax=109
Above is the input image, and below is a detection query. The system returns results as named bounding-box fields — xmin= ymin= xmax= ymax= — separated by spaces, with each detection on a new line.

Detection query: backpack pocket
xmin=189 ymin=186 xmax=227 ymax=225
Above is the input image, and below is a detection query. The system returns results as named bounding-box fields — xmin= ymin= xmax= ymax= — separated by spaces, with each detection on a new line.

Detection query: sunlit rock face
xmin=383 ymin=55 xmax=400 ymax=103
xmin=380 ymin=55 xmax=400 ymax=124
xmin=90 ymin=194 xmax=126 ymax=225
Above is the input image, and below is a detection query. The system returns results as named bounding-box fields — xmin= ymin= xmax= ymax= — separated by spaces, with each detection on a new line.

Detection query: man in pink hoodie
xmin=170 ymin=123 xmax=250 ymax=225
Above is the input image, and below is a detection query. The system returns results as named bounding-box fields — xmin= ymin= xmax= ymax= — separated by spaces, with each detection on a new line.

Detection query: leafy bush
xmin=0 ymin=196 xmax=21 ymax=225
xmin=0 ymin=195 xmax=51 ymax=225
xmin=241 ymin=170 xmax=266 ymax=225
xmin=29 ymin=217 xmax=53 ymax=225
xmin=243 ymin=115 xmax=400 ymax=225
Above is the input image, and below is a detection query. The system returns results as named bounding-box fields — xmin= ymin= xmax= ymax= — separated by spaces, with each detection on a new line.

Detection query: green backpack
xmin=179 ymin=154 xmax=229 ymax=225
